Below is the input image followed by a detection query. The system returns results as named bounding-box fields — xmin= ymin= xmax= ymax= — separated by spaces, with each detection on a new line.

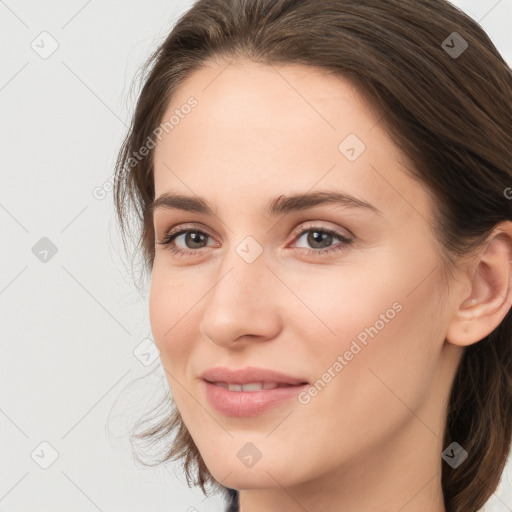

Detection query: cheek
xmin=148 ymin=266 xmax=195 ymax=364
xmin=279 ymin=262 xmax=406 ymax=358
xmin=294 ymin=251 xmax=445 ymax=406
xmin=148 ymin=268 xmax=203 ymax=418
xmin=301 ymin=269 xmax=444 ymax=440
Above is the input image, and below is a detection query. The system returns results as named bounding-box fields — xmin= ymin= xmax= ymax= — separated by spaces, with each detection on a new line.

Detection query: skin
xmin=149 ymin=57 xmax=512 ymax=512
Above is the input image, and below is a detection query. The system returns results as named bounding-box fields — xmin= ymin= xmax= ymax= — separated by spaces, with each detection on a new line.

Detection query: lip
xmin=200 ymin=366 xmax=309 ymax=417
xmin=200 ymin=365 xmax=309 ymax=386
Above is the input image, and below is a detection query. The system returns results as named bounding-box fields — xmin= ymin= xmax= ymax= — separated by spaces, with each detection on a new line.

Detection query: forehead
xmin=156 ymin=59 xmax=378 ymax=158
xmin=152 ymin=59 xmax=431 ymax=222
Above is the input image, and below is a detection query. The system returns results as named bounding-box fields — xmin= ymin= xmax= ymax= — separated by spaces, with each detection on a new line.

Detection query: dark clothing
xmin=224 ymin=488 xmax=240 ymax=512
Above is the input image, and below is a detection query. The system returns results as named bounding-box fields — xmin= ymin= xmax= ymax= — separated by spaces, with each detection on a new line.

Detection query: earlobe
xmin=445 ymin=225 xmax=512 ymax=347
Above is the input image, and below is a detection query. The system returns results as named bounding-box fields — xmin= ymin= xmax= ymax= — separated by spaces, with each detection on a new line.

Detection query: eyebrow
xmin=150 ymin=190 xmax=382 ymax=217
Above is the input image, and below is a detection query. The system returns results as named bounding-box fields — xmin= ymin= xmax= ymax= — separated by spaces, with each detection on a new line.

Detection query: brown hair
xmin=113 ymin=0 xmax=512 ymax=510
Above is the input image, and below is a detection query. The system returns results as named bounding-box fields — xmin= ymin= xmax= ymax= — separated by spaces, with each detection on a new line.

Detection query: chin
xmin=206 ymin=456 xmax=303 ymax=490
xmin=214 ymin=471 xmax=284 ymax=490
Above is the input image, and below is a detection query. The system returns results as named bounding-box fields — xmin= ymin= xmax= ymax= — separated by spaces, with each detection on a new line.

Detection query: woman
xmin=113 ymin=1 xmax=512 ymax=510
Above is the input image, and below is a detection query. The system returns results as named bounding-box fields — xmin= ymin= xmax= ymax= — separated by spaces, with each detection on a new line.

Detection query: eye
xmin=156 ymin=223 xmax=219 ymax=258
xmin=289 ymin=225 xmax=353 ymax=257
xmin=156 ymin=223 xmax=353 ymax=258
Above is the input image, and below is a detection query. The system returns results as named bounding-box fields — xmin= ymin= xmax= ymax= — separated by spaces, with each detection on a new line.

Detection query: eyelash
xmin=156 ymin=223 xmax=353 ymax=259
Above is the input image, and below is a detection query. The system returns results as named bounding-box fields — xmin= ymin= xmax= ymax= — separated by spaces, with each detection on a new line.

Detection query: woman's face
xmin=150 ymin=59 xmax=464 ymax=499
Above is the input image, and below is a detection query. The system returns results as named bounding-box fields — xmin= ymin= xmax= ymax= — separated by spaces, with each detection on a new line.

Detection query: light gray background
xmin=1 ymin=1 xmax=511 ymax=511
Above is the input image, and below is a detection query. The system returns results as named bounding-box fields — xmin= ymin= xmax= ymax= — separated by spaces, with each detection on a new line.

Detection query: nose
xmin=199 ymin=250 xmax=283 ymax=348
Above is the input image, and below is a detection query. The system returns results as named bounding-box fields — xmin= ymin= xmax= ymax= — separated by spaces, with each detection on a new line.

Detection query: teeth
xmin=227 ymin=382 xmax=271 ymax=392
xmin=214 ymin=382 xmax=281 ymax=391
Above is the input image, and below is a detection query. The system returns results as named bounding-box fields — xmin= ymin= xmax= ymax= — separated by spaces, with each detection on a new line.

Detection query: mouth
xmin=200 ymin=367 xmax=310 ymax=417
xmin=204 ymin=380 xmax=308 ymax=391
xmin=200 ymin=365 xmax=309 ymax=387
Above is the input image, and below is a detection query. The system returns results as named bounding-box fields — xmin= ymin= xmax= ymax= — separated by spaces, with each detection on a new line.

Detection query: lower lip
xmin=203 ymin=380 xmax=309 ymax=417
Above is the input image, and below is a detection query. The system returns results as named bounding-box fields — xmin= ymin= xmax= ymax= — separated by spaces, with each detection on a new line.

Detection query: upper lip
xmin=200 ymin=366 xmax=309 ymax=385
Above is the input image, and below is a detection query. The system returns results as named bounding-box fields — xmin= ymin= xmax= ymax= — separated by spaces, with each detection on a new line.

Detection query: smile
xmin=208 ymin=381 xmax=297 ymax=391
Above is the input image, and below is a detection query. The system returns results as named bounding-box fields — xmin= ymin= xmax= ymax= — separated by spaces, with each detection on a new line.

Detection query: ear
xmin=446 ymin=223 xmax=512 ymax=347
